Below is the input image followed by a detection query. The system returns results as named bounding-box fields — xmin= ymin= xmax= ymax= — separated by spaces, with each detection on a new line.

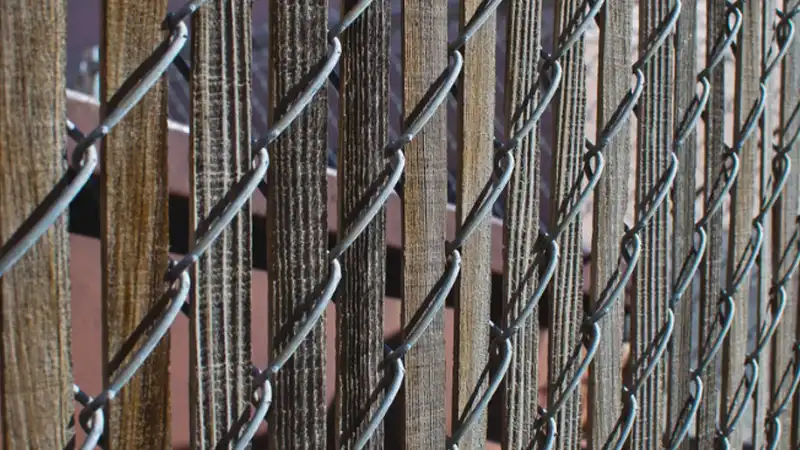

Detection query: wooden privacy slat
xmin=631 ymin=0 xmax=674 ymax=446
xmin=100 ymin=0 xmax=171 ymax=448
xmin=772 ymin=10 xmax=800 ymax=448
xmin=587 ymin=1 xmax=632 ymax=447
xmin=335 ymin=0 xmax=389 ymax=446
xmin=189 ymin=1 xmax=252 ymax=448
xmin=548 ymin=1 xmax=587 ymax=447
xmin=267 ymin=0 xmax=329 ymax=446
xmin=722 ymin=0 xmax=762 ymax=446
xmin=697 ymin=0 xmax=728 ymax=444
xmin=752 ymin=0 xmax=777 ymax=445
xmin=667 ymin=0 xmax=697 ymax=445
xmin=451 ymin=0 xmax=495 ymax=446
xmin=400 ymin=0 xmax=448 ymax=445
xmin=0 ymin=1 xmax=73 ymax=447
xmin=499 ymin=0 xmax=542 ymax=446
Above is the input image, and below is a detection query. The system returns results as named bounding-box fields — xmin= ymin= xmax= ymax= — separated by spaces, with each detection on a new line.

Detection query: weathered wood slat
xmin=189 ymin=1 xmax=252 ymax=448
xmin=721 ymin=0 xmax=761 ymax=446
xmin=451 ymin=0 xmax=495 ymax=447
xmin=548 ymin=0 xmax=587 ymax=447
xmin=335 ymin=0 xmax=389 ymax=446
xmin=697 ymin=0 xmax=728 ymax=444
xmin=752 ymin=2 xmax=777 ymax=445
xmin=588 ymin=1 xmax=632 ymax=447
xmin=101 ymin=0 xmax=171 ymax=447
xmin=401 ymin=0 xmax=448 ymax=446
xmin=267 ymin=0 xmax=329 ymax=446
xmin=631 ymin=0 xmax=674 ymax=447
xmin=499 ymin=0 xmax=542 ymax=447
xmin=772 ymin=8 xmax=800 ymax=448
xmin=0 ymin=0 xmax=73 ymax=447
xmin=667 ymin=0 xmax=697 ymax=446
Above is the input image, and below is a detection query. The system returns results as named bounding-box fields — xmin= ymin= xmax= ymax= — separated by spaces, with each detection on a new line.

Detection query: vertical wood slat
xmin=548 ymin=0 xmax=587 ymax=447
xmin=0 ymin=0 xmax=73 ymax=447
xmin=189 ymin=1 xmax=252 ymax=448
xmin=587 ymin=1 xmax=632 ymax=447
xmin=100 ymin=0 xmax=171 ymax=448
xmin=751 ymin=0 xmax=776 ymax=445
xmin=772 ymin=8 xmax=800 ymax=447
xmin=722 ymin=0 xmax=761 ymax=446
xmin=267 ymin=0 xmax=329 ymax=446
xmin=451 ymin=0 xmax=495 ymax=446
xmin=631 ymin=0 xmax=674 ymax=446
xmin=499 ymin=0 xmax=542 ymax=446
xmin=400 ymin=0 xmax=448 ymax=445
xmin=667 ymin=0 xmax=697 ymax=445
xmin=335 ymin=0 xmax=389 ymax=446
xmin=697 ymin=0 xmax=729 ymax=444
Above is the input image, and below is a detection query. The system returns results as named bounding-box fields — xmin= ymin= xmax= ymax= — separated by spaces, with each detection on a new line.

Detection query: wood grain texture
xmin=631 ymin=1 xmax=674 ymax=447
xmin=335 ymin=0 xmax=389 ymax=446
xmin=548 ymin=0 xmax=587 ymax=447
xmin=100 ymin=0 xmax=171 ymax=448
xmin=267 ymin=0 xmax=329 ymax=447
xmin=0 ymin=1 xmax=73 ymax=447
xmin=771 ymin=7 xmax=800 ymax=447
xmin=587 ymin=2 xmax=632 ymax=447
xmin=752 ymin=1 xmax=777 ymax=445
xmin=666 ymin=0 xmax=697 ymax=446
xmin=499 ymin=0 xmax=542 ymax=447
xmin=721 ymin=0 xmax=761 ymax=446
xmin=189 ymin=1 xmax=252 ymax=448
xmin=450 ymin=0 xmax=495 ymax=447
xmin=783 ymin=4 xmax=800 ymax=447
xmin=400 ymin=0 xmax=448 ymax=446
xmin=697 ymin=0 xmax=728 ymax=444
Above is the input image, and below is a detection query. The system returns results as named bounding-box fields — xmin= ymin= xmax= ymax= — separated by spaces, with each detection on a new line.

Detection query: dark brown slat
xmin=697 ymin=0 xmax=728 ymax=444
xmin=499 ymin=0 xmax=542 ymax=447
xmin=100 ymin=0 xmax=171 ymax=447
xmin=771 ymin=7 xmax=800 ymax=447
xmin=400 ymin=0 xmax=449 ymax=446
xmin=189 ymin=1 xmax=252 ymax=448
xmin=667 ymin=0 xmax=698 ymax=445
xmin=451 ymin=0 xmax=495 ymax=446
xmin=0 ymin=1 xmax=73 ymax=447
xmin=631 ymin=0 xmax=674 ymax=446
xmin=267 ymin=0 xmax=329 ymax=446
xmin=587 ymin=1 xmax=632 ymax=446
xmin=721 ymin=0 xmax=761 ymax=446
xmin=335 ymin=0 xmax=389 ymax=446
xmin=548 ymin=0 xmax=588 ymax=446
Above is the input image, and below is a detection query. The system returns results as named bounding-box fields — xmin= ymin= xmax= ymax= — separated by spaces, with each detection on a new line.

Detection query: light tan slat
xmin=450 ymin=0 xmax=496 ymax=446
xmin=100 ymin=0 xmax=171 ymax=447
xmin=0 ymin=0 xmax=73 ymax=447
xmin=721 ymin=0 xmax=762 ymax=446
xmin=400 ymin=0 xmax=449 ymax=446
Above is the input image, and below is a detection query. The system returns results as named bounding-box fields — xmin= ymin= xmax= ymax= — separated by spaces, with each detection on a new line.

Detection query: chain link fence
xmin=2 ymin=0 xmax=800 ymax=448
